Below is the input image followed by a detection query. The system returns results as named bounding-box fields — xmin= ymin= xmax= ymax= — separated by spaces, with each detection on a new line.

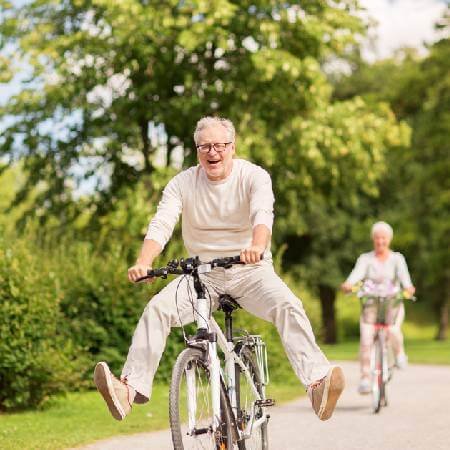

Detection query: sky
xmin=360 ymin=0 xmax=448 ymax=60
xmin=1 ymin=0 xmax=447 ymax=106
xmin=1 ymin=0 xmax=447 ymax=192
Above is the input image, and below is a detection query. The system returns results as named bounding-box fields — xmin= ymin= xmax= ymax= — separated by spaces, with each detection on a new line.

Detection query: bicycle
xmin=356 ymin=282 xmax=415 ymax=414
xmin=137 ymin=255 xmax=274 ymax=450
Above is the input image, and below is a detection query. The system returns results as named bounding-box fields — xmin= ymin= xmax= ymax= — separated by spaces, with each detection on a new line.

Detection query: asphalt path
xmin=78 ymin=361 xmax=450 ymax=450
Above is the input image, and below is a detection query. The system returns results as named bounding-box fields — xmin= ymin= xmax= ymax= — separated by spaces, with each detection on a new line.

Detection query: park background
xmin=0 ymin=0 xmax=449 ymax=448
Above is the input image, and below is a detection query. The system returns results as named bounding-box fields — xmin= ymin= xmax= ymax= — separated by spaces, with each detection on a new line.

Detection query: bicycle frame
xmin=367 ymin=296 xmax=397 ymax=412
xmin=189 ymin=284 xmax=267 ymax=441
xmin=370 ymin=326 xmax=390 ymax=381
xmin=138 ymin=255 xmax=270 ymax=445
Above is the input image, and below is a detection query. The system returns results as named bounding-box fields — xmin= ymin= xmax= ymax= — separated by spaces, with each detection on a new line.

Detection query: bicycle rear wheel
xmin=235 ymin=346 xmax=269 ymax=450
xmin=371 ymin=335 xmax=384 ymax=414
xmin=170 ymin=347 xmax=234 ymax=450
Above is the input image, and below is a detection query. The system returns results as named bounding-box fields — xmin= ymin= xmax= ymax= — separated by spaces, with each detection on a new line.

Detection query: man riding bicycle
xmin=94 ymin=116 xmax=345 ymax=422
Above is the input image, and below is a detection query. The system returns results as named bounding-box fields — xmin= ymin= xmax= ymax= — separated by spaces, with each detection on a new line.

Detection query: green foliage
xmin=0 ymin=0 xmax=365 ymax=220
xmin=1 ymin=1 xmax=446 ymax=413
xmin=333 ymin=31 xmax=450 ymax=337
xmin=0 ymin=233 xmax=86 ymax=411
xmin=270 ymin=98 xmax=409 ymax=288
xmin=54 ymin=238 xmax=185 ymax=380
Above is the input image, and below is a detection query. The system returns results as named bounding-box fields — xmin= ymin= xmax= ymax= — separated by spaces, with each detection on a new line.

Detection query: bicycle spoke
xmin=171 ymin=349 xmax=231 ymax=450
xmin=236 ymin=347 xmax=267 ymax=450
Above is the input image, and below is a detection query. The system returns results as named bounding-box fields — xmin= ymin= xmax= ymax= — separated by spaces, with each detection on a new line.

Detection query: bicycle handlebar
xmin=135 ymin=255 xmax=244 ymax=282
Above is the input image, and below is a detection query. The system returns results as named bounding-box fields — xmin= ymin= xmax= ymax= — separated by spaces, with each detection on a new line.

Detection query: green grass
xmin=322 ymin=338 xmax=450 ymax=365
xmin=0 ymin=382 xmax=303 ymax=450
xmin=324 ymin=292 xmax=450 ymax=365
xmin=1 ymin=291 xmax=447 ymax=450
xmin=1 ymin=336 xmax=447 ymax=450
xmin=0 ymin=385 xmax=169 ymax=450
xmin=321 ymin=337 xmax=450 ymax=365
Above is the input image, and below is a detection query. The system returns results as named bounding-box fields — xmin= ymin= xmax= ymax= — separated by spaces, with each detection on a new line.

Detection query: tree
xmin=265 ymin=99 xmax=408 ymax=342
xmin=333 ymin=25 xmax=450 ymax=339
xmin=1 ymin=0 xmax=364 ymax=220
xmin=1 ymin=1 xmax=409 ymax=343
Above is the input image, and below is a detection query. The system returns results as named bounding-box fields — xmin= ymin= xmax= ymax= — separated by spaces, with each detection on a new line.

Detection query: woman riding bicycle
xmin=341 ymin=221 xmax=415 ymax=395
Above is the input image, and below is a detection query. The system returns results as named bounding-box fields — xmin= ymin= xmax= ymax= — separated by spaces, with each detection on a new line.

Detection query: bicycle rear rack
xmin=235 ymin=335 xmax=270 ymax=385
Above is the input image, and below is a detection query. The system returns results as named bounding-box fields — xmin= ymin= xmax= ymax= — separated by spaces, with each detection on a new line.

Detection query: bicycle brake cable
xmin=175 ymin=275 xmax=189 ymax=343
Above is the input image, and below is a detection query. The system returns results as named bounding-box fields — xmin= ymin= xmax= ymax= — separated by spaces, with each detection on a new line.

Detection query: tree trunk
xmin=318 ymin=284 xmax=337 ymax=344
xmin=140 ymin=120 xmax=153 ymax=173
xmin=436 ymin=300 xmax=448 ymax=341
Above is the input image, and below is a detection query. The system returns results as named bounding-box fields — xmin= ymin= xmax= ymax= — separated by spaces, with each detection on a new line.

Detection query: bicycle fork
xmin=193 ymin=293 xmax=222 ymax=432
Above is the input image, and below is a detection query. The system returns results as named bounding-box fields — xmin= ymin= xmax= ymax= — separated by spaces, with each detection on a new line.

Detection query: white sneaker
xmin=396 ymin=353 xmax=408 ymax=370
xmin=358 ymin=378 xmax=371 ymax=395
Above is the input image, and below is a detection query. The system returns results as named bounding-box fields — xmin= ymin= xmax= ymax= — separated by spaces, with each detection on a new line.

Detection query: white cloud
xmin=360 ymin=0 xmax=447 ymax=60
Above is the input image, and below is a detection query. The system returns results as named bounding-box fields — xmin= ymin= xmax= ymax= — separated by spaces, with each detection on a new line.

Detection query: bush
xmin=51 ymin=233 xmax=186 ymax=381
xmin=0 ymin=234 xmax=87 ymax=411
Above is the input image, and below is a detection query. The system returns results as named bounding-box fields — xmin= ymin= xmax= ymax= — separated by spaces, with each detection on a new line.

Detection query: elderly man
xmin=94 ymin=116 xmax=345 ymax=422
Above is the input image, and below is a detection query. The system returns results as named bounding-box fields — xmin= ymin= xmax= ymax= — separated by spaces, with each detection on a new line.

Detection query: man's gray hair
xmin=371 ymin=221 xmax=394 ymax=240
xmin=193 ymin=116 xmax=235 ymax=144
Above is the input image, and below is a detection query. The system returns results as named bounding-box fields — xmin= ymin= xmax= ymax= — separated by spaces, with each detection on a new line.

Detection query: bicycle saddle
xmin=218 ymin=294 xmax=241 ymax=313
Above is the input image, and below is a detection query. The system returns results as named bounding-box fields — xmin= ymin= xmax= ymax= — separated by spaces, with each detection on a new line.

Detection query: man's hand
xmin=240 ymin=245 xmax=265 ymax=264
xmin=341 ymin=282 xmax=353 ymax=293
xmin=128 ymin=263 xmax=154 ymax=283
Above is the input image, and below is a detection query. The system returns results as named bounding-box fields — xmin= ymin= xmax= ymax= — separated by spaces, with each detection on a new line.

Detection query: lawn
xmin=3 ymin=332 xmax=447 ymax=450
xmin=1 ymin=295 xmax=447 ymax=450
xmin=0 ymin=382 xmax=303 ymax=450
xmin=323 ymin=338 xmax=450 ymax=365
xmin=325 ymin=293 xmax=450 ymax=365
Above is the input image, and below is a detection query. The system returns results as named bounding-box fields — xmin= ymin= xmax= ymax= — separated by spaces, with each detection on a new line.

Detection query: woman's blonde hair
xmin=371 ymin=221 xmax=393 ymax=240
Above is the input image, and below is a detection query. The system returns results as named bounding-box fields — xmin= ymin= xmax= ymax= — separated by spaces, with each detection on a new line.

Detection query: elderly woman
xmin=341 ymin=221 xmax=415 ymax=394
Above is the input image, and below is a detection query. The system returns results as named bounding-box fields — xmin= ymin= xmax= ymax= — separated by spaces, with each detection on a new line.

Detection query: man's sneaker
xmin=396 ymin=353 xmax=408 ymax=370
xmin=94 ymin=362 xmax=134 ymax=420
xmin=307 ymin=366 xmax=345 ymax=421
xmin=358 ymin=377 xmax=371 ymax=395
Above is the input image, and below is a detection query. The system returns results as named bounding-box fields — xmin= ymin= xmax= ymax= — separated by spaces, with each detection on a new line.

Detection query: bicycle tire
xmin=381 ymin=334 xmax=389 ymax=408
xmin=372 ymin=336 xmax=383 ymax=414
xmin=235 ymin=346 xmax=269 ymax=450
xmin=169 ymin=347 xmax=234 ymax=450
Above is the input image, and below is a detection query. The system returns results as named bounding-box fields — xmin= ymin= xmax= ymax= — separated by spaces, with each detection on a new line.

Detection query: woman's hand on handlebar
xmin=341 ymin=282 xmax=353 ymax=294
xmin=128 ymin=263 xmax=155 ymax=283
xmin=403 ymin=286 xmax=416 ymax=299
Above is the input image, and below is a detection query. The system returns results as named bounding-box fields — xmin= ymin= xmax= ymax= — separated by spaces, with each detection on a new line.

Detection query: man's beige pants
xmin=121 ymin=261 xmax=331 ymax=402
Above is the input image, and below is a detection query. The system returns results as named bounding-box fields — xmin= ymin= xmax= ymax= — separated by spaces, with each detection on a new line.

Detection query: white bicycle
xmin=137 ymin=255 xmax=274 ymax=449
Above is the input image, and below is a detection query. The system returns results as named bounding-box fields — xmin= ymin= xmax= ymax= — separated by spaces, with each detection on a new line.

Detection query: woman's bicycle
xmin=137 ymin=255 xmax=274 ymax=450
xmin=356 ymin=281 xmax=416 ymax=413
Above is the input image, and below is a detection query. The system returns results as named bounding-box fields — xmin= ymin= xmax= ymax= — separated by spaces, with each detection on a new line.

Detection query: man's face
xmin=196 ymin=124 xmax=235 ymax=181
xmin=372 ymin=231 xmax=391 ymax=254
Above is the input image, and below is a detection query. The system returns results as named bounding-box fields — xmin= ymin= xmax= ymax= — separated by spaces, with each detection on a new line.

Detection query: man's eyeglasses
xmin=196 ymin=142 xmax=232 ymax=153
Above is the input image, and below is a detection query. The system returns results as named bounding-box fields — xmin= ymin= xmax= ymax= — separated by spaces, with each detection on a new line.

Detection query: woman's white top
xmin=345 ymin=251 xmax=413 ymax=288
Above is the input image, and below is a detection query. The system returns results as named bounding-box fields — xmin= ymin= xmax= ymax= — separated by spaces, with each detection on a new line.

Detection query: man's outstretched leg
xmin=94 ymin=362 xmax=136 ymax=420
xmin=229 ymin=262 xmax=345 ymax=420
xmin=94 ymin=274 xmax=221 ymax=420
xmin=306 ymin=366 xmax=345 ymax=420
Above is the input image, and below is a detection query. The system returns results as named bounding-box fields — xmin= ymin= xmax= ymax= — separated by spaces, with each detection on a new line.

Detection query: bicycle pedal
xmin=255 ymin=398 xmax=275 ymax=407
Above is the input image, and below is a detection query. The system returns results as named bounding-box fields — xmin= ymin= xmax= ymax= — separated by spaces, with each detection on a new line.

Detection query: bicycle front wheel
xmin=236 ymin=346 xmax=269 ymax=450
xmin=371 ymin=335 xmax=384 ymax=414
xmin=169 ymin=347 xmax=234 ymax=450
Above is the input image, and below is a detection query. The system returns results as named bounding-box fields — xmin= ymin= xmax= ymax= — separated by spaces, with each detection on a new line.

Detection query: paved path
xmin=79 ymin=361 xmax=450 ymax=450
